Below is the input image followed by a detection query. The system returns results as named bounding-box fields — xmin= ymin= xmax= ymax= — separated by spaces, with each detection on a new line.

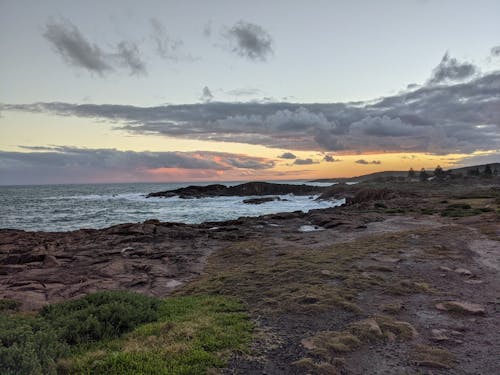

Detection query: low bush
xmin=0 ymin=314 xmax=68 ymax=375
xmin=40 ymin=291 xmax=161 ymax=345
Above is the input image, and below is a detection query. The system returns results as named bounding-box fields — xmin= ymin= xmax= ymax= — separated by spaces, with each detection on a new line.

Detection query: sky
xmin=0 ymin=0 xmax=499 ymax=185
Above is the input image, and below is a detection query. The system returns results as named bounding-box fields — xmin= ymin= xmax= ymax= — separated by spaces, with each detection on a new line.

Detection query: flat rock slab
xmin=435 ymin=301 xmax=486 ymax=315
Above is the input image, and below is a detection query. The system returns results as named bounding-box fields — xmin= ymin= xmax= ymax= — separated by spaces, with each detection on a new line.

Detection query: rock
xmin=243 ymin=197 xmax=281 ymax=205
xmin=165 ymin=279 xmax=183 ymax=288
xmin=352 ymin=318 xmax=383 ymax=338
xmin=43 ymin=255 xmax=59 ymax=268
xmin=320 ymin=270 xmax=332 ymax=276
xmin=439 ymin=266 xmax=453 ymax=272
xmin=464 ymin=279 xmax=484 ymax=284
xmin=454 ymin=268 xmax=472 ymax=276
xmin=431 ymin=329 xmax=450 ymax=342
xmin=435 ymin=301 xmax=486 ymax=315
xmin=147 ymin=181 xmax=327 ymax=199
xmin=301 ymin=338 xmax=316 ymax=350
xmin=374 ymin=256 xmax=401 ymax=263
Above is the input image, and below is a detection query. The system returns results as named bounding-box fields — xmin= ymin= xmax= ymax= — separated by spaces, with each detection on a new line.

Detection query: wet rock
xmin=148 ymin=181 xmax=327 ymax=199
xmin=243 ymin=197 xmax=281 ymax=205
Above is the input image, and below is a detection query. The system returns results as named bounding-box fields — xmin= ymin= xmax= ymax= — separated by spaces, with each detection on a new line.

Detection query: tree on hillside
xmin=483 ymin=164 xmax=492 ymax=177
xmin=434 ymin=165 xmax=444 ymax=179
xmin=408 ymin=168 xmax=416 ymax=179
xmin=419 ymin=168 xmax=429 ymax=181
xmin=467 ymin=168 xmax=480 ymax=176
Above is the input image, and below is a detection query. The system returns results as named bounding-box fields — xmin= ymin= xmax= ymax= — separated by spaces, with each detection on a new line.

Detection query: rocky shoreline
xmin=1 ymin=179 xmax=499 ymax=374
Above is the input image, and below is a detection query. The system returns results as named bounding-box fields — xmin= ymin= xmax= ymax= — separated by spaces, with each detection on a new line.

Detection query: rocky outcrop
xmin=242 ymin=197 xmax=284 ymax=204
xmin=147 ymin=181 xmax=327 ymax=199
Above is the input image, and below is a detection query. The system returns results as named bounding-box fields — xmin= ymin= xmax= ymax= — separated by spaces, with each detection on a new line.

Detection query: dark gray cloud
xmin=492 ymin=46 xmax=500 ymax=57
xmin=200 ymin=86 xmax=214 ymax=102
xmin=43 ymin=19 xmax=112 ymax=74
xmin=323 ymin=154 xmax=340 ymax=162
xmin=355 ymin=159 xmax=381 ymax=165
xmin=428 ymin=53 xmax=477 ymax=84
xmin=293 ymin=158 xmax=315 ymax=165
xmin=225 ymin=21 xmax=273 ymax=61
xmin=115 ymin=42 xmax=146 ymax=75
xmin=0 ymin=146 xmax=275 ymax=184
xmin=150 ymin=18 xmax=184 ymax=61
xmin=278 ymin=152 xmax=296 ymax=159
xmin=43 ymin=19 xmax=148 ymax=76
xmin=3 ymin=54 xmax=500 ymax=155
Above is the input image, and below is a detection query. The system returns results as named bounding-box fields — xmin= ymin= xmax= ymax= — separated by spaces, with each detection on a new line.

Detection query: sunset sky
xmin=1 ymin=0 xmax=499 ymax=185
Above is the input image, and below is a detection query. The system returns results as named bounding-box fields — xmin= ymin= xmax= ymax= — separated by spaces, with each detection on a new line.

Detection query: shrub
xmin=0 ymin=298 xmax=20 ymax=312
xmin=41 ymin=291 xmax=161 ymax=345
xmin=0 ymin=314 xmax=68 ymax=375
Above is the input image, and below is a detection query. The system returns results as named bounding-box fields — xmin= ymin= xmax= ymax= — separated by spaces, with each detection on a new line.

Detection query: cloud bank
xmin=0 ymin=147 xmax=275 ymax=185
xmin=3 ymin=54 xmax=499 ymax=155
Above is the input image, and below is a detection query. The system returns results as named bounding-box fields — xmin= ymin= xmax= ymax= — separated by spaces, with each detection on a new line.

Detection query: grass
xmin=63 ymin=295 xmax=252 ymax=375
xmin=0 ymin=293 xmax=252 ymax=375
xmin=411 ymin=345 xmax=455 ymax=369
xmin=178 ymin=231 xmax=436 ymax=317
xmin=303 ymin=315 xmax=417 ymax=360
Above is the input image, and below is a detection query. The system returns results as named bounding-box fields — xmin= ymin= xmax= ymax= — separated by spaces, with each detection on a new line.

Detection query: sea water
xmin=0 ymin=181 xmax=343 ymax=232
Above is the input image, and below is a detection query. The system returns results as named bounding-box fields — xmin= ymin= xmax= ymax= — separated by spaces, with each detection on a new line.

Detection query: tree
xmin=434 ymin=165 xmax=444 ymax=179
xmin=408 ymin=168 xmax=416 ymax=179
xmin=419 ymin=168 xmax=429 ymax=181
xmin=483 ymin=164 xmax=493 ymax=177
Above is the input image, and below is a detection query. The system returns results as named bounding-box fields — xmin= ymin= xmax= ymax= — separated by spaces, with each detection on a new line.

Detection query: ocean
xmin=0 ymin=181 xmax=343 ymax=232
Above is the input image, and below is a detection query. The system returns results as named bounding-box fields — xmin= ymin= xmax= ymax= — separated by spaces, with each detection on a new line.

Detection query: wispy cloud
xmin=43 ymin=19 xmax=112 ymax=75
xmin=224 ymin=21 xmax=273 ymax=61
xmin=200 ymin=86 xmax=214 ymax=103
xmin=278 ymin=152 xmax=296 ymax=159
xmin=428 ymin=52 xmax=478 ymax=84
xmin=43 ymin=18 xmax=147 ymax=76
xmin=355 ymin=159 xmax=381 ymax=165
xmin=293 ymin=158 xmax=316 ymax=165
xmin=323 ymin=154 xmax=341 ymax=162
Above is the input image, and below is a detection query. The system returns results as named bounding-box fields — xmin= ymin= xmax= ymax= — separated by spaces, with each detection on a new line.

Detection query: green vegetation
xmin=0 ymin=298 xmax=20 ymax=312
xmin=0 ymin=314 xmax=67 ymax=375
xmin=0 ymin=292 xmax=252 ymax=375
xmin=41 ymin=291 xmax=161 ymax=345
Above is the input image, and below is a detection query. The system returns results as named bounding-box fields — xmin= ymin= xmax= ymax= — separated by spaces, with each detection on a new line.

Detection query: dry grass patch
xmin=412 ymin=345 xmax=455 ymax=369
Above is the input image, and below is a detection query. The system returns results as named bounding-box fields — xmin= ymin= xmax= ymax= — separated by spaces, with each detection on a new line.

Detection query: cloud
xmin=43 ymin=19 xmax=148 ymax=76
xmin=200 ymin=86 xmax=214 ymax=102
xmin=323 ymin=154 xmax=340 ymax=162
xmin=225 ymin=21 xmax=273 ymax=61
xmin=454 ymin=152 xmax=500 ymax=167
xmin=0 ymin=146 xmax=275 ymax=184
xmin=3 ymin=53 xmax=500 ymax=155
xmin=428 ymin=53 xmax=478 ymax=84
xmin=43 ymin=19 xmax=112 ymax=74
xmin=115 ymin=41 xmax=146 ymax=75
xmin=293 ymin=158 xmax=315 ymax=165
xmin=491 ymin=46 xmax=500 ymax=57
xmin=226 ymin=88 xmax=262 ymax=97
xmin=355 ymin=159 xmax=381 ymax=165
xmin=278 ymin=152 xmax=296 ymax=159
xmin=203 ymin=21 xmax=212 ymax=38
xmin=150 ymin=18 xmax=184 ymax=61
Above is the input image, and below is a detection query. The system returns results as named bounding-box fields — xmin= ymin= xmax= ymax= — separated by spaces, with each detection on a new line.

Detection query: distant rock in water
xmin=147 ymin=182 xmax=328 ymax=199
xmin=242 ymin=196 xmax=284 ymax=205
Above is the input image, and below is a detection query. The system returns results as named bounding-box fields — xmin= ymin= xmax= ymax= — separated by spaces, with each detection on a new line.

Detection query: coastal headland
xmin=1 ymin=172 xmax=499 ymax=374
